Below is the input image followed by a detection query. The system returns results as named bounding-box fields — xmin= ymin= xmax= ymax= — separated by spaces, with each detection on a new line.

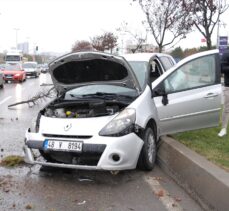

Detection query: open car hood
xmin=49 ymin=51 xmax=141 ymax=94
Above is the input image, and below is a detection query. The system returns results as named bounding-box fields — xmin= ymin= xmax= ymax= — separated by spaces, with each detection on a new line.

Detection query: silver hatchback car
xmin=24 ymin=50 xmax=221 ymax=171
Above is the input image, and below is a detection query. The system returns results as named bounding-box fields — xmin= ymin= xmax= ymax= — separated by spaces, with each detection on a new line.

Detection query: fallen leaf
xmin=175 ymin=197 xmax=182 ymax=202
xmin=25 ymin=204 xmax=33 ymax=209
xmin=172 ymin=203 xmax=177 ymax=207
xmin=155 ymin=189 xmax=164 ymax=197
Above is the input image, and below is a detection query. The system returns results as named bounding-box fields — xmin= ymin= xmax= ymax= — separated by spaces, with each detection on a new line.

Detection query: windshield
xmin=64 ymin=84 xmax=138 ymax=100
xmin=4 ymin=64 xmax=21 ymax=71
xmin=5 ymin=55 xmax=21 ymax=61
xmin=23 ymin=63 xmax=37 ymax=68
xmin=128 ymin=61 xmax=148 ymax=89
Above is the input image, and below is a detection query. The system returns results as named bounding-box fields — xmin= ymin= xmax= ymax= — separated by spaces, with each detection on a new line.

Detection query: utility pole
xmin=14 ymin=28 xmax=20 ymax=50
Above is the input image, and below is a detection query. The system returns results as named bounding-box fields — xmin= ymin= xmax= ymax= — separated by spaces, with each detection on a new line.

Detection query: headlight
xmin=99 ymin=108 xmax=136 ymax=136
xmin=15 ymin=74 xmax=20 ymax=77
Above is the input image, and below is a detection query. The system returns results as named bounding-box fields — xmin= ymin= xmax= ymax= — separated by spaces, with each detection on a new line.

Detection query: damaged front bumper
xmin=23 ymin=129 xmax=144 ymax=171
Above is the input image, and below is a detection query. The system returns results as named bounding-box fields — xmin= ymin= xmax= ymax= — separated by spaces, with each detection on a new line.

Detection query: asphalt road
xmin=0 ymin=74 xmax=203 ymax=211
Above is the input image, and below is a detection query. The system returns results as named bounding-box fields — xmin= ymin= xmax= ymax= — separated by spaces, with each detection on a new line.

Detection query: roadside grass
xmin=173 ymin=126 xmax=229 ymax=172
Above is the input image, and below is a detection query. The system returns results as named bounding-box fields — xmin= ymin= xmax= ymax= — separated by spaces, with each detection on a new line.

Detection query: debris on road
xmin=25 ymin=204 xmax=33 ymax=209
xmin=77 ymin=200 xmax=86 ymax=205
xmin=8 ymin=87 xmax=56 ymax=108
xmin=154 ymin=189 xmax=165 ymax=198
xmin=0 ymin=155 xmax=24 ymax=167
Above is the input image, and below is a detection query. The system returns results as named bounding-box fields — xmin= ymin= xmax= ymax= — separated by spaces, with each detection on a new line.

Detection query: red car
xmin=3 ymin=63 xmax=26 ymax=83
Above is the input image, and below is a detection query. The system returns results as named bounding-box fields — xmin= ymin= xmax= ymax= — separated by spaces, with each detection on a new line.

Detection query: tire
xmin=137 ymin=127 xmax=156 ymax=171
xmin=0 ymin=83 xmax=3 ymax=88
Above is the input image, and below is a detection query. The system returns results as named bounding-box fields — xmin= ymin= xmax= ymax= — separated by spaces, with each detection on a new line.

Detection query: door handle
xmin=204 ymin=93 xmax=218 ymax=98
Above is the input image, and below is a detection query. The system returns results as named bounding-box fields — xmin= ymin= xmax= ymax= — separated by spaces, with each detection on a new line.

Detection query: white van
xmin=5 ymin=51 xmax=23 ymax=64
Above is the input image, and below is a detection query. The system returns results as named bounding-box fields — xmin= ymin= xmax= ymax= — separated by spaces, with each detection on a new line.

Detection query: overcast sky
xmin=0 ymin=0 xmax=228 ymax=54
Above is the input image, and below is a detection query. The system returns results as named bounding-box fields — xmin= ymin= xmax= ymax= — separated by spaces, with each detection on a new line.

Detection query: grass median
xmin=173 ymin=126 xmax=229 ymax=172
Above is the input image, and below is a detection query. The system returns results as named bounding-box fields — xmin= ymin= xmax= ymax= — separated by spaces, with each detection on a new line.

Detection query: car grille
xmin=5 ymin=74 xmax=13 ymax=78
xmin=41 ymin=144 xmax=106 ymax=166
xmin=42 ymin=134 xmax=92 ymax=139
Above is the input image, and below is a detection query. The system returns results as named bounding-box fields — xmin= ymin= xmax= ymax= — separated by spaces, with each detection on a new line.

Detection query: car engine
xmin=44 ymin=101 xmax=122 ymax=118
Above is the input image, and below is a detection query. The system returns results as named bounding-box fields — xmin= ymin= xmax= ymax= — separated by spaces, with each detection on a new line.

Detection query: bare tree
xmin=134 ymin=0 xmax=193 ymax=52
xmin=117 ymin=22 xmax=147 ymax=53
xmin=72 ymin=40 xmax=93 ymax=52
xmin=91 ymin=35 xmax=105 ymax=52
xmin=183 ymin=0 xmax=229 ymax=49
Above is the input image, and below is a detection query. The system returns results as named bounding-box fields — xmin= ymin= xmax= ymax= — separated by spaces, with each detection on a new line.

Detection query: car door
xmin=153 ymin=50 xmax=221 ymax=135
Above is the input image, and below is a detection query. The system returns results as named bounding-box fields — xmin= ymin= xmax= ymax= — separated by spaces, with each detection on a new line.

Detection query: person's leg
xmin=218 ymin=87 xmax=229 ymax=137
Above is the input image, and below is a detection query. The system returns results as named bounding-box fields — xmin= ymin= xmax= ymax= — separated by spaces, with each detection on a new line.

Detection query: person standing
xmin=218 ymin=50 xmax=229 ymax=137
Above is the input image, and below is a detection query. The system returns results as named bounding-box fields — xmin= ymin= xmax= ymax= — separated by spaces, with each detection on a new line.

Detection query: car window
xmin=128 ymin=61 xmax=148 ymax=89
xmin=160 ymin=56 xmax=174 ymax=70
xmin=163 ymin=54 xmax=216 ymax=93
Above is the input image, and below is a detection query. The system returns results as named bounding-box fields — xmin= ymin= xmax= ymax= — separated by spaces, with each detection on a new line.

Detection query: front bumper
xmin=24 ymin=129 xmax=144 ymax=171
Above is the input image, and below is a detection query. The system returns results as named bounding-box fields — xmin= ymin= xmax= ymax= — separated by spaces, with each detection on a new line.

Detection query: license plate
xmin=44 ymin=140 xmax=83 ymax=152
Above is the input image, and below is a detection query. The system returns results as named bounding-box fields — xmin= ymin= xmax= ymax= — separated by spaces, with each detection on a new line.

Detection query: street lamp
xmin=14 ymin=28 xmax=20 ymax=50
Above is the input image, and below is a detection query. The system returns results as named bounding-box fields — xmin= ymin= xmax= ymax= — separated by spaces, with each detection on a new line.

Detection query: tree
xmin=71 ymin=40 xmax=93 ymax=52
xmin=91 ymin=35 xmax=105 ymax=52
xmin=117 ymin=22 xmax=147 ymax=53
xmin=91 ymin=32 xmax=118 ymax=53
xmin=134 ymin=0 xmax=193 ymax=52
xmin=102 ymin=32 xmax=118 ymax=53
xmin=170 ymin=47 xmax=184 ymax=60
xmin=183 ymin=0 xmax=229 ymax=49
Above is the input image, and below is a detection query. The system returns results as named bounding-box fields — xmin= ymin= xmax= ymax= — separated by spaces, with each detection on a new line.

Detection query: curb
xmin=157 ymin=136 xmax=229 ymax=211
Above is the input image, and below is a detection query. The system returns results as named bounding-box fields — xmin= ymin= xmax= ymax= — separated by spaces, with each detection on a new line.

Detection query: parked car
xmin=24 ymin=50 xmax=221 ymax=172
xmin=0 ymin=64 xmax=5 ymax=70
xmin=23 ymin=62 xmax=40 ymax=77
xmin=3 ymin=63 xmax=26 ymax=83
xmin=0 ymin=69 xmax=4 ymax=88
xmin=40 ymin=63 xmax=49 ymax=74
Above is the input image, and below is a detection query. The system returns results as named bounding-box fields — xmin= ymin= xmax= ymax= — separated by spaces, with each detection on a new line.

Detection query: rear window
xmin=5 ymin=55 xmax=21 ymax=61
xmin=23 ymin=63 xmax=37 ymax=68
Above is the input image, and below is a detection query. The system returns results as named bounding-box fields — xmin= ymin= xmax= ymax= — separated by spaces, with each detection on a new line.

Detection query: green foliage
xmin=170 ymin=47 xmax=184 ymax=59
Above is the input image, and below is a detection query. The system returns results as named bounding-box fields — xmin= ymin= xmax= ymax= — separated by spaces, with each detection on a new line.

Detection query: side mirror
xmin=153 ymin=86 xmax=169 ymax=106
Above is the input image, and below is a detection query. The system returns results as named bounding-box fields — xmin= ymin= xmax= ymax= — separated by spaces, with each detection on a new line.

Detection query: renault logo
xmin=64 ymin=123 xmax=72 ymax=131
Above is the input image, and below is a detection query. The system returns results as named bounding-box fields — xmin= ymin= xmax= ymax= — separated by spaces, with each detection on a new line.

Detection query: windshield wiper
xmin=69 ymin=92 xmax=136 ymax=100
xmin=82 ymin=92 xmax=118 ymax=100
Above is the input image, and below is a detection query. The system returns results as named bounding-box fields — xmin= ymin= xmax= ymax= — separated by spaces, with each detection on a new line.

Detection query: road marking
xmin=144 ymin=176 xmax=183 ymax=211
xmin=0 ymin=96 xmax=12 ymax=105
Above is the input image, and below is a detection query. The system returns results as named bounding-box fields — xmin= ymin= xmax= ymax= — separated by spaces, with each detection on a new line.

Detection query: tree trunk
xmin=158 ymin=45 xmax=163 ymax=53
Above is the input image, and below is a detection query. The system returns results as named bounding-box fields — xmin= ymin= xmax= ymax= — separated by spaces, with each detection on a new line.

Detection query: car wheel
xmin=5 ymin=80 xmax=8 ymax=83
xmin=0 ymin=83 xmax=3 ymax=88
xmin=137 ymin=127 xmax=156 ymax=171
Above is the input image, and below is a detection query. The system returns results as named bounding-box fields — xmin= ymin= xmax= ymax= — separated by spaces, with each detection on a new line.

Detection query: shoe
xmin=218 ymin=128 xmax=227 ymax=137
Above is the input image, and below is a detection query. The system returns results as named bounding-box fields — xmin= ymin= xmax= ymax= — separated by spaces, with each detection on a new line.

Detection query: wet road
xmin=0 ymin=74 xmax=203 ymax=211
